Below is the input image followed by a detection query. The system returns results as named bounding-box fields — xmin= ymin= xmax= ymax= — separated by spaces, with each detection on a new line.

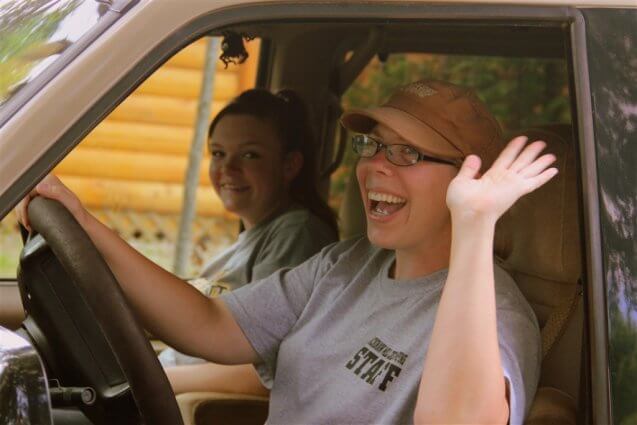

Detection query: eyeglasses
xmin=351 ymin=134 xmax=459 ymax=167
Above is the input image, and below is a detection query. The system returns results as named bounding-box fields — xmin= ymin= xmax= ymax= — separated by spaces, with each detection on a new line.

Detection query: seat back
xmin=498 ymin=125 xmax=583 ymax=423
xmin=499 ymin=125 xmax=583 ymax=404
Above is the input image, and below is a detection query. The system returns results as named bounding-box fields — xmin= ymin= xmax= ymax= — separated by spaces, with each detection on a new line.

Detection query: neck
xmin=392 ymin=226 xmax=452 ymax=280
xmin=242 ymin=196 xmax=292 ymax=230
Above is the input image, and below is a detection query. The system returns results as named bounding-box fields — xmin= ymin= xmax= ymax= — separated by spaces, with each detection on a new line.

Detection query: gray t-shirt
xmin=199 ymin=206 xmax=337 ymax=293
xmin=159 ymin=207 xmax=336 ymax=367
xmin=221 ymin=237 xmax=541 ymax=425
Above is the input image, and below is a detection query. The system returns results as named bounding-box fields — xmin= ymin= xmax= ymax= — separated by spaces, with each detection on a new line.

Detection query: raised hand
xmin=445 ymin=136 xmax=558 ymax=225
xmin=15 ymin=174 xmax=87 ymax=232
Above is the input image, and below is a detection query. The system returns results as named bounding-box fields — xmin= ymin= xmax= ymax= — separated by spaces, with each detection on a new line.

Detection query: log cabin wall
xmin=52 ymin=37 xmax=261 ymax=275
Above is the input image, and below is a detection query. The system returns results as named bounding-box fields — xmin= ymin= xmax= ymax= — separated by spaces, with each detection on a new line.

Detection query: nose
xmin=363 ymin=149 xmax=395 ymax=176
xmin=220 ymin=153 xmax=242 ymax=173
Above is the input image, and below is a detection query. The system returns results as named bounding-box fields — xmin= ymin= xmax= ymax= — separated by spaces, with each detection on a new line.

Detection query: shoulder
xmin=312 ymin=236 xmax=380 ymax=271
xmin=494 ymin=265 xmax=530 ymax=309
xmin=268 ymin=208 xmax=331 ymax=234
xmin=493 ymin=263 xmax=540 ymax=332
xmin=261 ymin=207 xmax=337 ymax=249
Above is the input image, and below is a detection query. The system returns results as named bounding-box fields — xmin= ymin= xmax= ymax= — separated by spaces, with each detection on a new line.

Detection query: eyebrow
xmin=209 ymin=141 xmax=263 ymax=148
xmin=369 ymin=132 xmax=411 ymax=147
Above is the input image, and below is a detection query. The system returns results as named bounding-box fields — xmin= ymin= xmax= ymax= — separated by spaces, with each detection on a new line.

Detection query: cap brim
xmin=341 ymin=106 xmax=462 ymax=159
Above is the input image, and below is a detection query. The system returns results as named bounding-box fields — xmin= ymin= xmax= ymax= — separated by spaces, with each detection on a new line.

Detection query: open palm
xmin=446 ymin=136 xmax=558 ymax=224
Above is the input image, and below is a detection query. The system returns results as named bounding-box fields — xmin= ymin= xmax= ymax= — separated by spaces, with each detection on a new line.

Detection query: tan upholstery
xmin=176 ymin=392 xmax=268 ymax=425
xmin=498 ymin=126 xmax=582 ymax=423
xmin=525 ymin=387 xmax=577 ymax=425
xmin=500 ymin=126 xmax=582 ymax=328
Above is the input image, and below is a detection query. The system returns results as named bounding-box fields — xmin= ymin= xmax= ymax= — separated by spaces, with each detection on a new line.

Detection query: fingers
xmin=525 ymin=167 xmax=559 ymax=192
xmin=14 ymin=175 xmax=67 ymax=232
xmin=489 ymin=136 xmax=528 ymax=171
xmin=455 ymin=155 xmax=481 ymax=180
xmin=519 ymin=153 xmax=557 ymax=178
xmin=509 ymin=140 xmax=548 ymax=173
xmin=15 ymin=197 xmax=30 ymax=231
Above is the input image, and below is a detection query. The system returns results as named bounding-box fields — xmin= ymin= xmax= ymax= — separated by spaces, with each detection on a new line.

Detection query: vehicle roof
xmin=378 ymin=0 xmax=636 ymax=7
xmin=224 ymin=0 xmax=636 ymax=8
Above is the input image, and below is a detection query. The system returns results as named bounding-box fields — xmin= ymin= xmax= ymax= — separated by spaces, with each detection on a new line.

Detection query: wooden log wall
xmin=54 ymin=37 xmax=260 ymax=217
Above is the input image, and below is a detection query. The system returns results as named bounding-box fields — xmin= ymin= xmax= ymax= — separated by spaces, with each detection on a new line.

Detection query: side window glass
xmin=0 ymin=36 xmax=261 ymax=279
xmin=0 ymin=0 xmax=132 ymax=115
xmin=330 ymin=53 xmax=571 ymax=212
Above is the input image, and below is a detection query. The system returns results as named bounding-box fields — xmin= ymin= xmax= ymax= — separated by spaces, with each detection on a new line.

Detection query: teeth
xmin=221 ymin=184 xmax=245 ymax=190
xmin=368 ymin=191 xmax=406 ymax=204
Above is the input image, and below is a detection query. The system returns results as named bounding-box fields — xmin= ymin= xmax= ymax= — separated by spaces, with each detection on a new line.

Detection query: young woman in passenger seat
xmin=19 ymin=89 xmax=338 ymax=397
xmin=18 ymin=80 xmax=553 ymax=424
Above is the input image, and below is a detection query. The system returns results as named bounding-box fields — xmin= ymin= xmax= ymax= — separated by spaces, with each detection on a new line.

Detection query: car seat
xmin=337 ymin=124 xmax=583 ymax=424
xmin=176 ymin=392 xmax=268 ymax=425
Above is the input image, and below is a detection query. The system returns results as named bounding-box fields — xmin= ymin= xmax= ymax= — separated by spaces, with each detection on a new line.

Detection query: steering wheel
xmin=18 ymin=197 xmax=183 ymax=425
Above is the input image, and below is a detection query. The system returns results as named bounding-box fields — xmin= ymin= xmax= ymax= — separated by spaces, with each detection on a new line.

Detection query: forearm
xmin=165 ymin=363 xmax=269 ymax=396
xmin=19 ymin=176 xmax=257 ymax=361
xmin=79 ymin=212 xmax=243 ymax=361
xmin=415 ymin=218 xmax=508 ymax=423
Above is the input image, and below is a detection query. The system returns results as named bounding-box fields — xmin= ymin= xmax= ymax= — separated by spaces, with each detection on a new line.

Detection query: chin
xmin=366 ymin=225 xmax=400 ymax=249
xmin=221 ymin=201 xmax=245 ymax=216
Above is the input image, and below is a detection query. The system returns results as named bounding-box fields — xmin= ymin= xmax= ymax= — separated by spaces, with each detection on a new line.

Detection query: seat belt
xmin=541 ymin=279 xmax=583 ymax=358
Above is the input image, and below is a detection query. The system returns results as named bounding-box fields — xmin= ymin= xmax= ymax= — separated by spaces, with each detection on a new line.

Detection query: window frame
xmin=0 ymin=3 xmax=608 ymax=422
xmin=0 ymin=0 xmax=140 ymax=128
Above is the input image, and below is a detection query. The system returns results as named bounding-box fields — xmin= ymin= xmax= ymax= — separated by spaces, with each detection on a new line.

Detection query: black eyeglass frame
xmin=351 ymin=134 xmax=461 ymax=167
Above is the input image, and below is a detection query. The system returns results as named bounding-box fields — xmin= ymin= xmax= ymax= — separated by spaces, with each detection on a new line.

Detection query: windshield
xmin=0 ymin=0 xmax=131 ymax=116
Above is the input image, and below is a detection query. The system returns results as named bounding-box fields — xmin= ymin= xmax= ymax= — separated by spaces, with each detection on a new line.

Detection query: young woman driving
xmin=17 ymin=80 xmax=554 ymax=424
xmin=21 ymin=88 xmax=338 ymax=398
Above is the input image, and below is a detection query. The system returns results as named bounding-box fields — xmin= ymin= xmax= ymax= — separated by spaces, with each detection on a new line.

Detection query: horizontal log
xmin=166 ymin=38 xmax=222 ymax=70
xmin=136 ymin=68 xmax=239 ymax=100
xmin=58 ymin=176 xmax=232 ymax=218
xmin=55 ymin=147 xmax=211 ymax=185
xmin=82 ymin=121 xmax=200 ymax=156
xmin=109 ymin=94 xmax=225 ymax=127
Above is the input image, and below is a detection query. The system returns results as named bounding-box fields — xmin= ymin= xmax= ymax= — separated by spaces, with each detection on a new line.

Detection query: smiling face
xmin=356 ymin=123 xmax=458 ymax=255
xmin=209 ymin=114 xmax=294 ymax=229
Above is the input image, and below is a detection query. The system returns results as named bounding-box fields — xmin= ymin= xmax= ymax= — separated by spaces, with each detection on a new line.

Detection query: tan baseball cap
xmin=341 ymin=79 xmax=505 ymax=169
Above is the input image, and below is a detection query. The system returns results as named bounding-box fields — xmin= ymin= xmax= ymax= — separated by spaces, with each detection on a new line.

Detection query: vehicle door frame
xmin=0 ymin=2 xmax=609 ymax=422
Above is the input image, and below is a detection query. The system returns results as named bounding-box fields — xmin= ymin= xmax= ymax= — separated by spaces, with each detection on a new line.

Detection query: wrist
xmin=73 ymin=205 xmax=92 ymax=229
xmin=450 ymin=211 xmax=498 ymax=230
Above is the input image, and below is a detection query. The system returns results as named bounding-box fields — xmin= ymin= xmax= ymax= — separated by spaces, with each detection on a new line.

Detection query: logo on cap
xmin=401 ymin=82 xmax=438 ymax=98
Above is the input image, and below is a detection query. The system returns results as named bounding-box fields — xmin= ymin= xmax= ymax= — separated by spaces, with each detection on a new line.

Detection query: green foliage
xmin=331 ymin=53 xmax=571 ymax=209
xmin=343 ymin=53 xmax=571 ymax=131
xmin=610 ymin=308 xmax=637 ymax=424
xmin=0 ymin=0 xmax=81 ymax=104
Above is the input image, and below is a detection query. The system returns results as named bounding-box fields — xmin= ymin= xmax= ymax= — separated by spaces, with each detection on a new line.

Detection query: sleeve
xmin=494 ymin=267 xmax=542 ymax=425
xmin=251 ymin=215 xmax=336 ymax=282
xmin=219 ymin=244 xmax=334 ymax=388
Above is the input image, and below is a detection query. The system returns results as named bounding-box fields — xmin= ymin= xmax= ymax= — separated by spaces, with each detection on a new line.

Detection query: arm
xmin=165 ymin=363 xmax=269 ymax=396
xmin=15 ymin=175 xmax=258 ymax=365
xmin=414 ymin=137 xmax=557 ymax=423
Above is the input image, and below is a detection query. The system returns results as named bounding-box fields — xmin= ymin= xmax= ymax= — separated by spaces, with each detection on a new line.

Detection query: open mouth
xmin=368 ymin=190 xmax=407 ymax=218
xmin=220 ymin=183 xmax=250 ymax=192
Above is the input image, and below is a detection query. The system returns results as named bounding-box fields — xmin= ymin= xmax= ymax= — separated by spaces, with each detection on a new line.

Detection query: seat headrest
xmin=500 ymin=125 xmax=581 ymax=284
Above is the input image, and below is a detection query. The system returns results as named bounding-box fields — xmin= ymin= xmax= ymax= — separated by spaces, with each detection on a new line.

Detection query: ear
xmin=283 ymin=151 xmax=304 ymax=183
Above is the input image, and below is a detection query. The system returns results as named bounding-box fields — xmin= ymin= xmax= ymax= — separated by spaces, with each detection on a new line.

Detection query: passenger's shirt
xmin=220 ymin=237 xmax=541 ymax=425
xmin=197 ymin=206 xmax=337 ymax=293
